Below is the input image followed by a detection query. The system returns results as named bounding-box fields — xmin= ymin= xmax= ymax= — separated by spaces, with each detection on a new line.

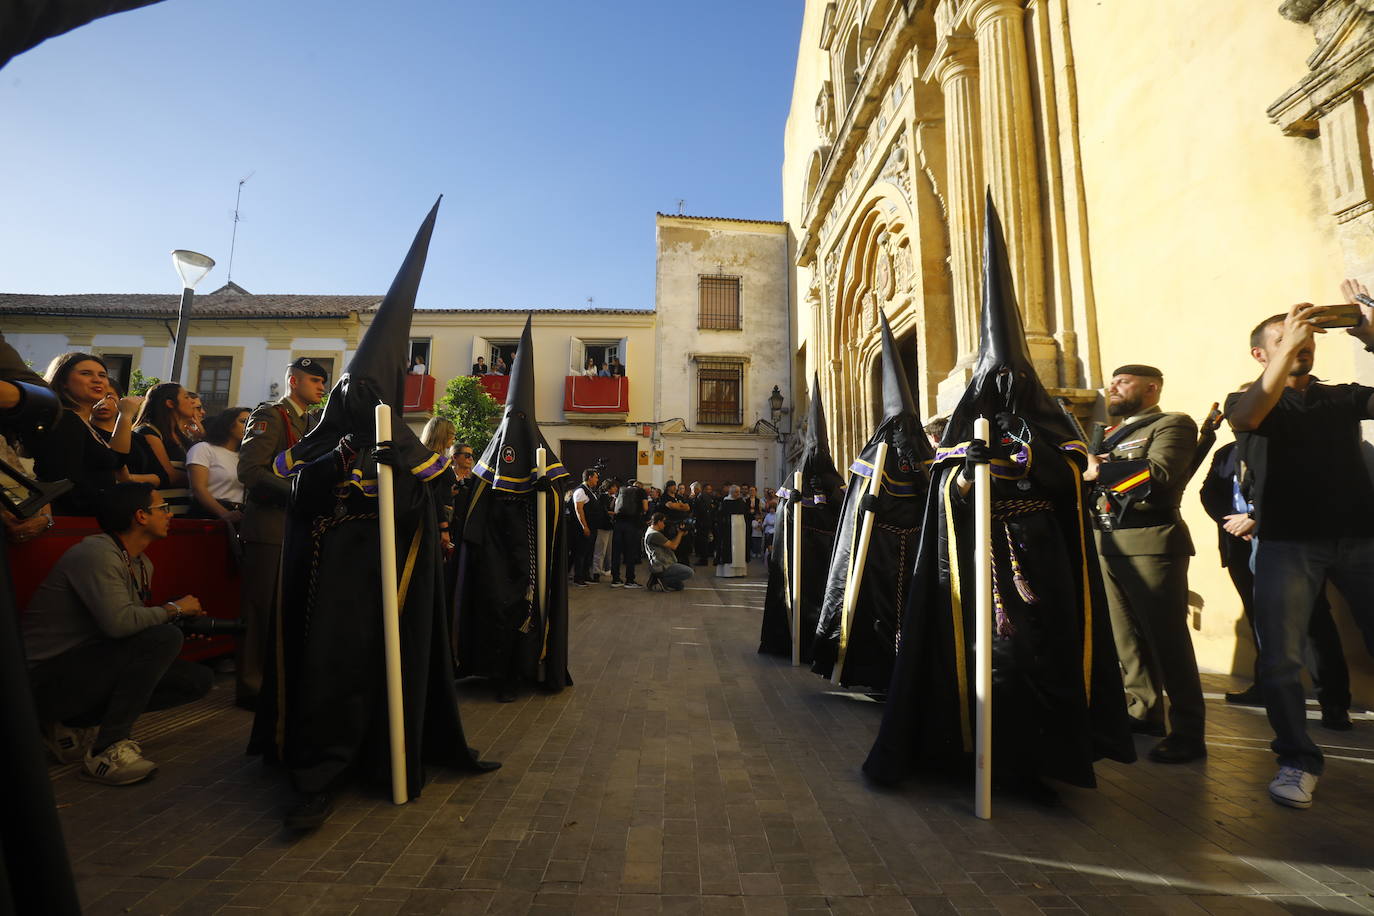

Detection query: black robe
xmin=758 ymin=485 xmax=842 ymax=661
xmin=713 ymin=497 xmax=749 ymax=565
xmin=453 ymin=475 xmax=572 ymax=690
xmin=810 ymin=421 xmax=929 ymax=689
xmin=691 ymin=494 xmax=717 ymax=560
xmin=248 ymin=446 xmax=486 ymax=797
xmin=863 ymin=427 xmax=1136 ymax=788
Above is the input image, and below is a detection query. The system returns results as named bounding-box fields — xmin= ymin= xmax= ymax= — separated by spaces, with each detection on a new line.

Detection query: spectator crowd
xmin=5 ymin=275 xmax=1374 ymax=815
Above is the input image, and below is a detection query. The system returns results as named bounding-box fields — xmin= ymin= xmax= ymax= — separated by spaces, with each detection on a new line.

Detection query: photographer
xmin=1224 ymin=284 xmax=1374 ymax=809
xmin=610 ymin=477 xmax=648 ymax=588
xmin=643 ymin=512 xmax=693 ymax=591
xmin=22 ymin=483 xmax=211 ymax=785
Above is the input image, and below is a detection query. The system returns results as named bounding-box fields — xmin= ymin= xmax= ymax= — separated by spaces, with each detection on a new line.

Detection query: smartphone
xmin=1309 ymin=303 xmax=1363 ymax=329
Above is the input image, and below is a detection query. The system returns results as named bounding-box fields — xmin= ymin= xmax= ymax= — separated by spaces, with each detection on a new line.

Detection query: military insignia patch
xmin=251 ymin=420 xmax=267 ymax=434
xmin=501 ymin=446 xmax=516 ymax=464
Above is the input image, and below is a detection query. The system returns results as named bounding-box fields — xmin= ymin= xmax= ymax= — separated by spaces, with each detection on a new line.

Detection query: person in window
xmin=410 ymin=354 xmax=427 ymax=376
xmin=494 ymin=357 xmax=509 ymax=376
xmin=34 ymin=352 xmax=143 ymax=516
xmin=129 ymin=383 xmax=196 ymax=516
xmin=186 ymin=407 xmax=249 ymax=523
xmin=582 ymin=357 xmax=599 ymax=378
xmin=607 ymin=356 xmax=625 ymax=378
xmin=471 ymin=357 xmax=488 ymax=376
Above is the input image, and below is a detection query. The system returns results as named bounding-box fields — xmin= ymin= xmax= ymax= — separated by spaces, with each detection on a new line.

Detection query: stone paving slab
xmin=48 ymin=561 xmax=1374 ymax=914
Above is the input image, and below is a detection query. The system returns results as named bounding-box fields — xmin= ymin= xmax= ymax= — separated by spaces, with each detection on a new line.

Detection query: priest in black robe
xmin=248 ymin=200 xmax=498 ymax=830
xmin=811 ymin=313 xmax=933 ymax=690
xmin=759 ymin=375 xmax=846 ymax=661
xmin=453 ymin=317 xmax=572 ymax=702
xmin=863 ymin=194 xmax=1135 ymax=801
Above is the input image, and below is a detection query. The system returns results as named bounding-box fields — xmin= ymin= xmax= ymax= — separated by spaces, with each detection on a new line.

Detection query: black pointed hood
xmin=945 ymin=192 xmax=1076 ymax=446
xmin=286 ymin=198 xmax=442 ymax=471
xmin=473 ymin=316 xmax=571 ymax=494
xmin=794 ymin=373 xmax=845 ymax=498
xmin=879 ymin=311 xmax=918 ymax=421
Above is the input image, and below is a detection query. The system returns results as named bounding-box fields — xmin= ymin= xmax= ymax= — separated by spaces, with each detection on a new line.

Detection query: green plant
xmin=433 ymin=375 xmax=502 ymax=455
xmin=127 ymin=368 xmax=162 ymax=397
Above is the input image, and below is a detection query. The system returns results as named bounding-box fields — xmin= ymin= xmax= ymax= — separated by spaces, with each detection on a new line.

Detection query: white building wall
xmin=653 ymin=215 xmax=792 ymax=489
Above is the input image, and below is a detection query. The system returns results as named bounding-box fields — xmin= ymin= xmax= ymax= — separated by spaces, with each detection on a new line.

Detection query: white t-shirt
xmin=185 ymin=442 xmax=244 ymax=503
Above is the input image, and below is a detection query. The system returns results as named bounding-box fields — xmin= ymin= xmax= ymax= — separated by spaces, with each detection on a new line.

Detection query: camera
xmin=176 ymin=616 xmax=247 ymax=637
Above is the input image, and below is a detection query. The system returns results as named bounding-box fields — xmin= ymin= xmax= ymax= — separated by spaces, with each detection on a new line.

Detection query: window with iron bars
xmin=196 ymin=356 xmax=233 ymax=415
xmin=698 ymin=275 xmax=741 ymax=330
xmin=697 ymin=360 xmax=743 ymax=425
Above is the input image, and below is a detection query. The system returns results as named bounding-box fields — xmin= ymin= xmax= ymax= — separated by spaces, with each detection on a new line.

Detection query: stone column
xmin=925 ymin=35 xmax=984 ymax=408
xmin=966 ymin=0 xmax=1057 ymax=379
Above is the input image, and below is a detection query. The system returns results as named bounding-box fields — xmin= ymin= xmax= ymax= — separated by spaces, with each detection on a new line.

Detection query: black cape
xmin=453 ymin=316 xmax=572 ymax=690
xmin=863 ymin=193 xmax=1134 ymax=789
xmin=760 ymin=378 xmax=847 ymax=660
xmin=811 ymin=314 xmax=933 ymax=688
xmin=248 ymin=198 xmax=492 ymax=797
xmin=713 ymin=497 xmax=749 ymax=565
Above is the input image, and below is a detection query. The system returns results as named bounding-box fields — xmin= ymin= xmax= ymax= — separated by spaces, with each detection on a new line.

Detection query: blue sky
xmin=0 ymin=1 xmax=801 ymax=310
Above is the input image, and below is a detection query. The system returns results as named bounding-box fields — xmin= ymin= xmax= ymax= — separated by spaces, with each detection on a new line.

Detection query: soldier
xmin=1086 ymin=364 xmax=1205 ymax=764
xmin=234 ymin=357 xmax=328 ymax=709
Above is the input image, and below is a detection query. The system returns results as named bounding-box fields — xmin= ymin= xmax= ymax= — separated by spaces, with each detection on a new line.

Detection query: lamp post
xmin=768 ymin=385 xmax=785 ymax=423
xmin=169 ymin=249 xmax=216 ymax=384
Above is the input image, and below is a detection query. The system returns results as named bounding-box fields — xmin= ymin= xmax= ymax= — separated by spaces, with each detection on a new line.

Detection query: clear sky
xmin=0 ymin=0 xmax=802 ymax=310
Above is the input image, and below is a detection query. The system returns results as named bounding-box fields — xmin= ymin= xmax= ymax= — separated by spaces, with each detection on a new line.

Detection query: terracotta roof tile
xmin=655 ymin=212 xmax=786 ymax=226
xmin=0 ymin=283 xmax=380 ymax=319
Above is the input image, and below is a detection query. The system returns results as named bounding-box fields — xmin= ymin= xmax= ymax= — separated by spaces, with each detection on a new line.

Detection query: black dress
xmin=32 ymin=410 xmax=124 ymax=516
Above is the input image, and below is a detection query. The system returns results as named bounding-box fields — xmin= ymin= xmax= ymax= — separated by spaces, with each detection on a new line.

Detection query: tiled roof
xmin=0 ymin=284 xmax=654 ymax=319
xmin=655 ymin=212 xmax=786 ymax=226
xmin=418 ymin=307 xmax=654 ymax=315
xmin=0 ymin=283 xmax=380 ymax=319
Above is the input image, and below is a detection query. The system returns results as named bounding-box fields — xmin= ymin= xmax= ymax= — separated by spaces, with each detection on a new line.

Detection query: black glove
xmin=371 ymin=441 xmax=399 ymax=467
xmin=533 ymin=476 xmax=553 ymax=493
xmin=961 ymin=439 xmax=991 ymax=482
xmin=859 ymin=493 xmax=879 ymax=514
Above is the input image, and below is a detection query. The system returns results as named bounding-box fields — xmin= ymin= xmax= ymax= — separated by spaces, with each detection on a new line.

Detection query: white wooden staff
xmin=536 ymin=447 xmax=548 ymax=636
xmin=973 ymin=415 xmax=993 ymax=820
xmin=831 ymin=440 xmax=888 ymax=686
xmin=790 ymin=469 xmax=803 ymax=667
xmin=374 ymin=404 xmax=408 ymax=805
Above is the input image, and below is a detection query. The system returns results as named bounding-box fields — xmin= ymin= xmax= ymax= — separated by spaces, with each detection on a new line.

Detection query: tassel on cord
xmin=1006 ymin=525 xmax=1038 ymax=606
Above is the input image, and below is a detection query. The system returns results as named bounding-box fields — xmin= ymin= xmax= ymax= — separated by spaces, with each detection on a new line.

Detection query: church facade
xmin=782 ymin=0 xmax=1374 ymax=693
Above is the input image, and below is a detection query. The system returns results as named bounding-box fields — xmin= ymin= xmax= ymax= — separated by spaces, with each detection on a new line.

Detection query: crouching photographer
xmin=643 ymin=512 xmax=694 ymax=592
xmin=22 ymin=483 xmax=212 ymax=785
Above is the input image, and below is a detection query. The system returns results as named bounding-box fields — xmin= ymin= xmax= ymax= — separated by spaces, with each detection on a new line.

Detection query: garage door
xmin=559 ymin=440 xmax=637 ymax=485
xmin=680 ymin=459 xmax=756 ymax=493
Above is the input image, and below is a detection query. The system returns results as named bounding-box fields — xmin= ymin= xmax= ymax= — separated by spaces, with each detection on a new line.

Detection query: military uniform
xmin=236 ymin=377 xmax=319 ymax=707
xmin=1092 ymin=404 xmax=1204 ymax=745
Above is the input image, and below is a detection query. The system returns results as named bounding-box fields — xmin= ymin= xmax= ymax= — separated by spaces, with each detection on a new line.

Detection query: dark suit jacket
xmin=1199 ymin=441 xmax=1245 ymax=567
xmin=1093 ymin=408 xmax=1196 ymax=557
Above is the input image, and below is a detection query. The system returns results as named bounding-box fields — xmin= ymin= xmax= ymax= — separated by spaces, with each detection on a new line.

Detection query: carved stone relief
xmin=879 ymin=136 xmax=912 ymax=205
xmin=1321 ymin=93 xmax=1374 ymax=222
xmin=816 ymin=81 xmax=836 ymax=145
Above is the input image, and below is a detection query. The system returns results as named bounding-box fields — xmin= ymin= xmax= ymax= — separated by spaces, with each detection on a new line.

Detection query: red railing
xmin=9 ymin=518 xmax=243 ymax=662
xmin=478 ymin=374 xmax=510 ymax=404
xmin=404 ymin=374 xmax=437 ymax=413
xmin=564 ymin=376 xmax=629 ymax=413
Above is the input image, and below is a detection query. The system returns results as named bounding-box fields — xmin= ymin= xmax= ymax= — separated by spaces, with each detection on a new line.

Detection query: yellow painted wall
xmin=1068 ymin=1 xmax=1368 ymax=689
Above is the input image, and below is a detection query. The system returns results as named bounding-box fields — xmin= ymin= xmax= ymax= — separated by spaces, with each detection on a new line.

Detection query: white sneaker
xmin=623 ymin=582 xmax=644 ymax=589
xmin=43 ymin=722 xmax=98 ymax=765
xmin=81 ymin=739 xmax=157 ymax=786
xmin=1268 ymin=766 xmax=1317 ymax=809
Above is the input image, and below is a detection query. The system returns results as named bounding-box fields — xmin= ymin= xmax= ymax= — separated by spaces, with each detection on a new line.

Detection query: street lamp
xmin=169 ymin=249 xmax=215 ymax=384
xmin=768 ymin=385 xmax=785 ymax=422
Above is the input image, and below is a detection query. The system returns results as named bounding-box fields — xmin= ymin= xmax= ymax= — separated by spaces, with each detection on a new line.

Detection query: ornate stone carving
xmin=879 ymin=135 xmax=912 ymax=204
xmin=894 ymin=241 xmax=916 ymax=293
xmin=824 ymin=246 xmax=841 ymax=307
xmin=816 ymin=81 xmax=836 ymax=145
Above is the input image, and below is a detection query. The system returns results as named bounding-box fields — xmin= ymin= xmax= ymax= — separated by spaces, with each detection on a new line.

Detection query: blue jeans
xmin=659 ymin=563 xmax=693 ymax=590
xmin=1252 ymin=537 xmax=1374 ymax=775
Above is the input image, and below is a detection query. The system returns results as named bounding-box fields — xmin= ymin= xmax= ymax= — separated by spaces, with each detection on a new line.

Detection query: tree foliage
xmin=127 ymin=368 xmax=162 ymax=397
xmin=433 ymin=375 xmax=502 ymax=455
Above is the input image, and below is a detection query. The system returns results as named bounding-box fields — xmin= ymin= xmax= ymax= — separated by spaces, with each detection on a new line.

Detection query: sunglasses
xmin=145 ymin=503 xmax=173 ymax=515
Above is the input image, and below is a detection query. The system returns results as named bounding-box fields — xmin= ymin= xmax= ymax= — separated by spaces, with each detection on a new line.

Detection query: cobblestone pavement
xmin=51 ymin=561 xmax=1374 ymax=915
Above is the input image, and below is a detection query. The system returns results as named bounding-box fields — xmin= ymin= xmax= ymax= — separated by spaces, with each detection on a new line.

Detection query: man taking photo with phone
xmin=1226 ymin=279 xmax=1374 ymax=810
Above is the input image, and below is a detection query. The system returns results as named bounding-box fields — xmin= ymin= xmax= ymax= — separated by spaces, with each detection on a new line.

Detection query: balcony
xmin=477 ymin=374 xmax=510 ymax=404
xmin=404 ymin=374 xmax=437 ymax=413
xmin=564 ymin=375 xmax=629 ymax=418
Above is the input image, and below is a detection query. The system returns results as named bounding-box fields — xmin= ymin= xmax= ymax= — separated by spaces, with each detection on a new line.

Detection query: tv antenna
xmin=586 ymin=296 xmax=594 ymax=309
xmin=676 ymin=198 xmax=685 ymax=215
xmin=226 ymin=171 xmax=255 ymax=284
